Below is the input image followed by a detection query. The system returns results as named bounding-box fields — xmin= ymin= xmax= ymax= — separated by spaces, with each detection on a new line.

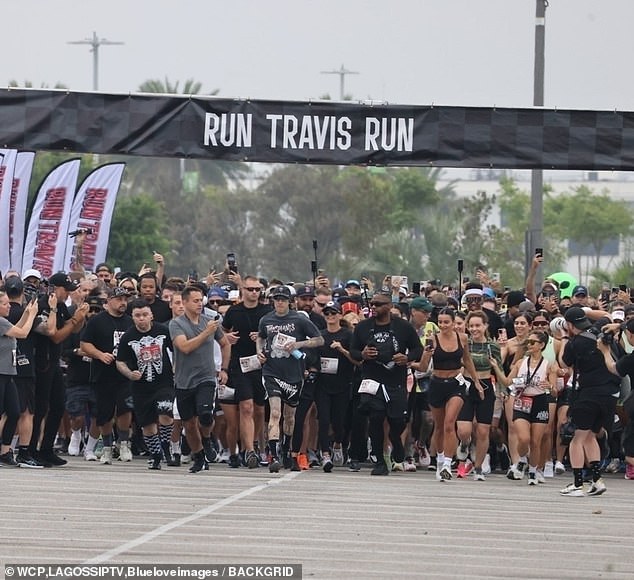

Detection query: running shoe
xmin=543 ymin=461 xmax=554 ymax=478
xmin=38 ymin=450 xmax=67 ymax=467
xmin=167 ymin=453 xmax=181 ymax=467
xmin=391 ymin=461 xmax=404 ymax=472
xmin=307 ymin=449 xmax=320 ymax=467
xmin=417 ymin=445 xmax=431 ymax=468
xmin=439 ymin=463 xmax=452 ymax=481
xmin=322 ymin=457 xmax=334 ymax=473
xmin=118 ymin=441 xmax=133 ymax=462
xmin=100 ymin=447 xmax=113 ymax=465
xmin=189 ymin=451 xmax=208 ymax=474
xmin=536 ymin=470 xmax=546 ymax=484
xmin=245 ymin=450 xmax=259 ymax=469
xmin=68 ymin=431 xmax=82 ymax=456
xmin=348 ymin=460 xmax=361 ymax=472
xmin=527 ymin=472 xmax=537 ymax=486
xmin=481 ymin=453 xmax=491 ymax=475
xmin=291 ymin=456 xmax=301 ymax=472
xmin=473 ymin=469 xmax=486 ymax=481
xmin=332 ymin=446 xmax=345 ymax=467
xmin=554 ymin=460 xmax=566 ymax=475
xmin=298 ymin=453 xmax=310 ymax=470
xmin=456 ymin=441 xmax=470 ymax=461
xmin=560 ymin=482 xmax=585 ymax=497
xmin=403 ymin=457 xmax=417 ymax=472
xmin=16 ymin=452 xmax=44 ymax=469
xmin=371 ymin=462 xmax=389 ymax=476
xmin=497 ymin=444 xmax=511 ymax=472
xmin=148 ymin=453 xmax=162 ymax=470
xmin=84 ymin=450 xmax=98 ymax=462
xmin=228 ymin=454 xmax=241 ymax=468
xmin=457 ymin=459 xmax=473 ymax=478
xmin=587 ymin=478 xmax=607 ymax=496
xmin=606 ymin=458 xmax=621 ymax=473
xmin=625 ymin=464 xmax=634 ymax=480
xmin=269 ymin=457 xmax=281 ymax=473
xmin=506 ymin=464 xmax=524 ymax=481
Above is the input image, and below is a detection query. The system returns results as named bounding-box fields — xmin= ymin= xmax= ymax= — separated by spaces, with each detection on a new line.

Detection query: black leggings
xmin=0 ymin=375 xmax=20 ymax=446
xmin=30 ymin=365 xmax=65 ymax=453
xmin=368 ymin=411 xmax=407 ymax=464
xmin=315 ymin=389 xmax=349 ymax=452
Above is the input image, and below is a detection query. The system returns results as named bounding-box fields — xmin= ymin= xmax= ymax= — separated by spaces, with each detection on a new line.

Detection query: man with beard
xmin=116 ymin=300 xmax=175 ymax=470
xmin=80 ymin=286 xmax=134 ymax=465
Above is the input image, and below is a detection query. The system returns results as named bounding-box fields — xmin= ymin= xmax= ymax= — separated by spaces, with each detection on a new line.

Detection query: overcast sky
xmin=5 ymin=0 xmax=634 ymax=112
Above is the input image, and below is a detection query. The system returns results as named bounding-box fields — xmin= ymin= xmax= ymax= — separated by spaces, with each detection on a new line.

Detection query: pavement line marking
xmin=84 ymin=471 xmax=300 ymax=564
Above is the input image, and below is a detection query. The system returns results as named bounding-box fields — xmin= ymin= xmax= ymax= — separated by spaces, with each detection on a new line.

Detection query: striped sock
xmin=159 ymin=424 xmax=172 ymax=445
xmin=143 ymin=433 xmax=162 ymax=457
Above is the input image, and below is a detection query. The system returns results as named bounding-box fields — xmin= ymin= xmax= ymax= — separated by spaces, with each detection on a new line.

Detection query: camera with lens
xmin=598 ymin=331 xmax=615 ymax=345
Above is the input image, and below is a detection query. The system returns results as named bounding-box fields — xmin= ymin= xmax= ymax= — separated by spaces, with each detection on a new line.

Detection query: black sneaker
xmin=245 ymin=450 xmax=259 ymax=469
xmin=202 ymin=439 xmax=217 ymax=463
xmin=427 ymin=456 xmax=438 ymax=471
xmin=16 ymin=452 xmax=44 ymax=469
xmin=167 ymin=453 xmax=181 ymax=467
xmin=0 ymin=451 xmax=18 ymax=467
xmin=228 ymin=454 xmax=241 ymax=468
xmin=348 ymin=460 xmax=361 ymax=472
xmin=281 ymin=450 xmax=292 ymax=470
xmin=189 ymin=451 xmax=208 ymax=473
xmin=269 ymin=457 xmax=281 ymax=473
xmin=291 ymin=456 xmax=301 ymax=472
xmin=161 ymin=441 xmax=173 ymax=464
xmin=148 ymin=453 xmax=162 ymax=470
xmin=371 ymin=462 xmax=389 ymax=476
xmin=37 ymin=450 xmax=67 ymax=467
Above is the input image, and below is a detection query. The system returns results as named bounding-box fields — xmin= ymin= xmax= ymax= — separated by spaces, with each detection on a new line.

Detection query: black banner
xmin=1 ymin=88 xmax=633 ymax=170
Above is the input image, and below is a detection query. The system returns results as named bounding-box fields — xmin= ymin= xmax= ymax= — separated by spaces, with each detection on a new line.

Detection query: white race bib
xmin=240 ymin=355 xmax=262 ymax=373
xmin=320 ymin=357 xmax=339 ymax=375
xmin=358 ymin=379 xmax=381 ymax=395
xmin=217 ymin=385 xmax=236 ymax=400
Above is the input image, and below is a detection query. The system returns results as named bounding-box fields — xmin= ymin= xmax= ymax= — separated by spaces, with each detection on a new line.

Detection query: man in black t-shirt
xmin=221 ymin=275 xmax=271 ymax=468
xmin=81 ymin=286 xmax=134 ymax=465
xmin=117 ymin=300 xmax=175 ymax=470
xmin=133 ymin=273 xmax=172 ymax=323
xmin=559 ymin=307 xmax=619 ymax=497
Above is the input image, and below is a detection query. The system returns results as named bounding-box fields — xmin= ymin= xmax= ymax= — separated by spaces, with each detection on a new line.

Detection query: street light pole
xmin=528 ymin=1 xmax=547 ymax=288
xmin=320 ymin=64 xmax=359 ymax=100
xmin=67 ymin=31 xmax=124 ymax=91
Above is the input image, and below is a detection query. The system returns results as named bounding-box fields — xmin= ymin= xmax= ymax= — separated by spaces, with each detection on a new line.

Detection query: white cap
xmin=22 ymin=268 xmax=42 ymax=281
xmin=612 ymin=310 xmax=625 ymax=321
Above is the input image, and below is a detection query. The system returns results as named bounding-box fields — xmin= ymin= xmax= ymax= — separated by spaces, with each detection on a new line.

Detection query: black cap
xmin=269 ymin=285 xmax=291 ymax=299
xmin=48 ymin=272 xmax=79 ymax=291
xmin=322 ymin=300 xmax=341 ymax=314
xmin=107 ymin=286 xmax=131 ymax=299
xmin=296 ymin=285 xmax=315 ymax=298
xmin=564 ymin=306 xmax=592 ymax=330
xmin=4 ymin=276 xmax=24 ymax=296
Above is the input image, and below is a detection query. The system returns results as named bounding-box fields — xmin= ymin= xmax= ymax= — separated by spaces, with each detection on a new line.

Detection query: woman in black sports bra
xmin=419 ymin=308 xmax=483 ymax=481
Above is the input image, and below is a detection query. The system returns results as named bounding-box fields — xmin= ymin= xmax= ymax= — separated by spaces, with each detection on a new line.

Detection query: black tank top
xmin=433 ymin=332 xmax=463 ymax=370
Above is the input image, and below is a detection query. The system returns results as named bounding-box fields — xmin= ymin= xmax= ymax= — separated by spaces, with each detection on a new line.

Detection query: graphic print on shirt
xmin=129 ymin=334 xmax=166 ymax=382
xmin=112 ymin=330 xmax=126 ymax=358
xmin=265 ymin=322 xmax=298 ymax=359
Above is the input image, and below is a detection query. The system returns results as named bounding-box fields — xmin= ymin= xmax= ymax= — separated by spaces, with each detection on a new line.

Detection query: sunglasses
xmin=323 ymin=310 xmax=339 ymax=316
xmin=208 ymin=299 xmax=224 ymax=305
xmin=314 ymin=301 xmax=329 ymax=307
xmin=370 ymin=301 xmax=390 ymax=307
xmin=243 ymin=287 xmax=261 ymax=292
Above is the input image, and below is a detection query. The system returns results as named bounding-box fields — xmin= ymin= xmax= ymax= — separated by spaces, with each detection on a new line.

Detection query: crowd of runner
xmin=1 ymin=249 xmax=633 ymax=497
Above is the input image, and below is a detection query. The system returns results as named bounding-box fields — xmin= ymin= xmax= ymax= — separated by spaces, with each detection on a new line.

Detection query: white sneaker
xmin=84 ymin=450 xmax=98 ymax=461
xmin=219 ymin=448 xmax=230 ymax=463
xmin=544 ymin=461 xmax=554 ymax=478
xmin=555 ymin=461 xmax=566 ymax=475
xmin=118 ymin=441 xmax=132 ymax=462
xmin=536 ymin=469 xmax=546 ymax=484
xmin=332 ymin=446 xmax=345 ymax=467
xmin=456 ymin=441 xmax=470 ymax=461
xmin=560 ymin=482 xmax=584 ymax=496
xmin=100 ymin=446 xmax=113 ymax=465
xmin=403 ymin=458 xmax=417 ymax=472
xmin=68 ymin=431 xmax=82 ymax=456
xmin=473 ymin=469 xmax=486 ymax=481
xmin=392 ymin=461 xmax=404 ymax=472
xmin=417 ymin=446 xmax=431 ymax=468
xmin=481 ymin=453 xmax=491 ymax=475
xmin=181 ymin=454 xmax=191 ymax=464
xmin=606 ymin=458 xmax=621 ymax=473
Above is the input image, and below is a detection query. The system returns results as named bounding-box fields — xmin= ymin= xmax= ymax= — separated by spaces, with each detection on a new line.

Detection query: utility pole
xmin=68 ymin=31 xmax=124 ymax=91
xmin=528 ymin=0 xmax=547 ymax=287
xmin=321 ymin=64 xmax=359 ymax=100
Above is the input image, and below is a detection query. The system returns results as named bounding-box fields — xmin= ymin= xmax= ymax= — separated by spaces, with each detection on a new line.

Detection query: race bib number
xmin=358 ymin=379 xmax=381 ymax=395
xmin=320 ymin=357 xmax=339 ymax=375
xmin=240 ymin=355 xmax=262 ymax=373
xmin=513 ymin=395 xmax=533 ymax=414
xmin=272 ymin=332 xmax=295 ymax=350
xmin=217 ymin=385 xmax=236 ymax=401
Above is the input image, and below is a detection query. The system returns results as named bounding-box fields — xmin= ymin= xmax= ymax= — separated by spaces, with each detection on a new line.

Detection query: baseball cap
xmin=22 ymin=268 xmax=42 ymax=281
xmin=296 ymin=285 xmax=315 ymax=298
xmin=345 ymin=279 xmax=361 ymax=288
xmin=4 ymin=276 xmax=24 ymax=295
xmin=506 ymin=290 xmax=525 ymax=308
xmin=49 ymin=272 xmax=79 ymax=291
xmin=207 ymin=286 xmax=228 ymax=300
xmin=107 ymin=286 xmax=131 ymax=299
xmin=572 ymin=285 xmax=588 ymax=297
xmin=564 ymin=306 xmax=592 ymax=330
xmin=612 ymin=310 xmax=626 ymax=322
xmin=322 ymin=301 xmax=341 ymax=314
xmin=410 ymin=297 xmax=434 ymax=312
xmin=269 ymin=285 xmax=291 ymax=299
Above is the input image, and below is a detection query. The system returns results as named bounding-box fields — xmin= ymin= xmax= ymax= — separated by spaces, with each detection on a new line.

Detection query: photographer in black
xmin=559 ymin=307 xmax=620 ymax=496
xmin=596 ymin=317 xmax=634 ymax=481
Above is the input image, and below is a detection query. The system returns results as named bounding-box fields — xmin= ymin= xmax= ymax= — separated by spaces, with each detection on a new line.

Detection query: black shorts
xmin=428 ymin=376 xmax=466 ymax=409
xmin=132 ymin=385 xmax=175 ymax=427
xmin=512 ymin=393 xmax=550 ymax=424
xmin=226 ymin=369 xmax=267 ymax=406
xmin=556 ymin=387 xmax=574 ymax=410
xmin=263 ymin=375 xmax=303 ymax=407
xmin=14 ymin=376 xmax=35 ymax=414
xmin=93 ymin=381 xmax=134 ymax=426
xmin=570 ymin=390 xmax=617 ymax=433
xmin=176 ymin=381 xmax=215 ymax=422
xmin=65 ymin=384 xmax=97 ymax=417
xmin=358 ymin=383 xmax=408 ymax=420
xmin=458 ymin=378 xmax=496 ymax=425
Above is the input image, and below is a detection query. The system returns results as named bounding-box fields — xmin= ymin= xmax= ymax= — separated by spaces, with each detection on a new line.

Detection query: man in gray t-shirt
xmin=169 ymin=286 xmax=230 ymax=473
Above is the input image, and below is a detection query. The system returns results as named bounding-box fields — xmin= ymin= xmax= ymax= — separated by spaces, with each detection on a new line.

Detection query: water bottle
xmin=291 ymin=349 xmax=305 ymax=360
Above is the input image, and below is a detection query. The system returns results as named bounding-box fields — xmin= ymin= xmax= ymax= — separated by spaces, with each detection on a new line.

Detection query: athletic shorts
xmin=176 ymin=381 xmax=215 ymax=423
xmin=512 ymin=393 xmax=550 ymax=424
xmin=93 ymin=381 xmax=134 ymax=426
xmin=225 ymin=369 xmax=267 ymax=406
xmin=556 ymin=387 xmax=574 ymax=409
xmin=570 ymin=390 xmax=617 ymax=433
xmin=358 ymin=383 xmax=408 ymax=420
xmin=65 ymin=384 xmax=97 ymax=417
xmin=428 ymin=376 xmax=466 ymax=409
xmin=132 ymin=385 xmax=175 ymax=427
xmin=263 ymin=375 xmax=303 ymax=407
xmin=14 ymin=376 xmax=35 ymax=414
xmin=458 ymin=378 xmax=495 ymax=425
